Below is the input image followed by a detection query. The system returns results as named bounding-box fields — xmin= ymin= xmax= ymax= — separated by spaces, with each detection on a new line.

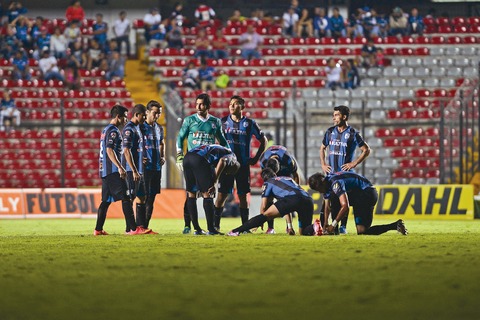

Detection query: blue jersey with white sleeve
xmin=141 ymin=122 xmax=164 ymax=171
xmin=322 ymin=126 xmax=365 ymax=173
xmin=122 ymin=121 xmax=144 ymax=174
xmin=189 ymin=144 xmax=236 ymax=167
xmin=99 ymin=124 xmax=122 ymax=178
xmin=324 ymin=171 xmax=373 ymax=200
xmin=262 ymin=176 xmax=310 ymax=199
xmin=259 ymin=145 xmax=298 ymax=177
xmin=221 ymin=115 xmax=264 ymax=166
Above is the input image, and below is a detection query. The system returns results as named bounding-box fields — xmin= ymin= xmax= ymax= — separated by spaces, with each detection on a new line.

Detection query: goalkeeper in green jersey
xmin=176 ymin=93 xmax=230 ymax=234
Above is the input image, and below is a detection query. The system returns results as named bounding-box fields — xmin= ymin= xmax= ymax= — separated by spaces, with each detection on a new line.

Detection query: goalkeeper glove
xmin=176 ymin=152 xmax=184 ymax=171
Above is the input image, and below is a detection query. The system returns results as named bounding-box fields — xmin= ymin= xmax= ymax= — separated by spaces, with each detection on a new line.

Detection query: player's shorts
xmin=274 ymin=195 xmax=313 ymax=228
xmin=330 ymin=187 xmax=378 ymax=228
xmin=126 ymin=171 xmax=146 ymax=200
xmin=142 ymin=169 xmax=162 ymax=196
xmin=183 ymin=153 xmax=214 ymax=193
xmin=102 ymin=172 xmax=128 ymax=202
xmin=218 ymin=164 xmax=251 ymax=195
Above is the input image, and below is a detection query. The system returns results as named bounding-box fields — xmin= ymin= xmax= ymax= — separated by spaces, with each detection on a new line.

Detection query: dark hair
xmin=308 ymin=172 xmax=326 ymax=191
xmin=266 ymin=157 xmax=280 ymax=173
xmin=334 ymin=105 xmax=350 ymax=120
xmin=223 ymin=158 xmax=241 ymax=175
xmin=230 ymin=95 xmax=245 ymax=108
xmin=146 ymin=100 xmax=162 ymax=110
xmin=261 ymin=168 xmax=277 ymax=181
xmin=196 ymin=93 xmax=211 ymax=108
xmin=110 ymin=104 xmax=128 ymax=118
xmin=133 ymin=104 xmax=146 ymax=116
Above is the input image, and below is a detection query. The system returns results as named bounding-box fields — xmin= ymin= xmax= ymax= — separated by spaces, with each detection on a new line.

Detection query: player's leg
xmin=198 ymin=164 xmax=218 ymax=234
xmin=266 ymin=198 xmax=275 ymax=234
xmin=339 ymin=211 xmax=349 ymax=234
xmin=109 ymin=172 xmax=138 ymax=233
xmin=183 ymin=197 xmax=191 ymax=233
xmin=215 ymin=171 xmax=235 ymax=230
xmin=236 ymin=165 xmax=251 ymax=226
xmin=135 ymin=176 xmax=147 ymax=228
xmin=94 ymin=177 xmax=112 ymax=234
xmin=184 ymin=153 xmax=206 ymax=234
xmin=230 ymin=204 xmax=282 ymax=234
xmin=144 ymin=170 xmax=160 ymax=229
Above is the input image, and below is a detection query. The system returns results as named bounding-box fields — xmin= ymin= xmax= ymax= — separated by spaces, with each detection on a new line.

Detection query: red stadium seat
xmin=391 ymin=148 xmax=407 ymax=158
xmin=408 ymin=128 xmax=424 ymax=136
xmin=398 ymin=100 xmax=414 ymax=109
xmin=387 ymin=110 xmax=402 ymax=119
xmin=410 ymin=149 xmax=425 ymax=158
xmin=375 ymin=128 xmax=391 ymax=137
xmin=436 ymin=17 xmax=450 ymax=25
xmin=415 ymin=47 xmax=429 ymax=55
xmin=447 ymin=36 xmax=462 ymax=44
xmin=399 ymin=159 xmax=415 ymax=168
xmin=400 ymin=138 xmax=415 ymax=147
xmin=416 ymin=89 xmax=431 ymax=98
xmin=384 ymin=138 xmax=399 ymax=147
xmin=392 ymin=128 xmax=407 ymax=137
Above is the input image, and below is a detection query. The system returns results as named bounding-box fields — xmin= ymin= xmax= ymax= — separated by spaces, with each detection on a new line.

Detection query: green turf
xmin=1 ymin=218 xmax=480 ymax=320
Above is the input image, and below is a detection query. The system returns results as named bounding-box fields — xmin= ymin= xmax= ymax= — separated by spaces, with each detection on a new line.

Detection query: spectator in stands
xmin=11 ymin=15 xmax=29 ymax=48
xmin=86 ymin=39 xmax=104 ymax=70
xmin=143 ymin=8 xmax=161 ymax=44
xmin=346 ymin=7 xmax=365 ymax=39
xmin=363 ymin=8 xmax=381 ymax=38
xmin=325 ymin=58 xmax=342 ymax=90
xmin=148 ymin=21 xmax=167 ymax=49
xmin=212 ymin=28 xmax=229 ymax=59
xmin=11 ymin=49 xmax=30 ymax=80
xmin=167 ymin=19 xmax=184 ymax=49
xmin=64 ymin=20 xmax=81 ymax=45
xmin=282 ymin=6 xmax=299 ymax=37
xmin=113 ymin=11 xmax=131 ymax=57
xmin=290 ymin=0 xmax=302 ymax=15
xmin=195 ymin=3 xmax=215 ymax=27
xmin=343 ymin=59 xmax=360 ymax=89
xmin=105 ymin=51 xmax=125 ymax=81
xmin=239 ymin=24 xmax=263 ymax=60
xmin=39 ymin=50 xmax=64 ymax=81
xmin=360 ymin=38 xmax=377 ymax=68
xmin=198 ymin=58 xmax=216 ymax=91
xmin=328 ymin=7 xmax=346 ymax=39
xmin=408 ymin=8 xmax=424 ymax=36
xmin=33 ymin=26 xmax=51 ymax=60
xmin=92 ymin=13 xmax=108 ymax=49
xmin=6 ymin=1 xmax=27 ymax=23
xmin=64 ymin=62 xmax=80 ymax=90
xmin=194 ymin=27 xmax=212 ymax=59
xmin=65 ymin=1 xmax=85 ymax=23
xmin=0 ymin=90 xmax=20 ymax=131
xmin=50 ymin=26 xmax=68 ymax=59
xmin=229 ymin=9 xmax=246 ymax=24
xmin=376 ymin=47 xmax=385 ymax=68
xmin=170 ymin=2 xmax=185 ymax=27
xmin=104 ymin=39 xmax=119 ymax=58
xmin=297 ymin=8 xmax=313 ymax=38
xmin=389 ymin=7 xmax=408 ymax=37
xmin=313 ymin=7 xmax=329 ymax=38
xmin=68 ymin=39 xmax=87 ymax=69
xmin=182 ymin=61 xmax=200 ymax=89
xmin=1 ymin=25 xmax=20 ymax=59
xmin=30 ymin=16 xmax=44 ymax=45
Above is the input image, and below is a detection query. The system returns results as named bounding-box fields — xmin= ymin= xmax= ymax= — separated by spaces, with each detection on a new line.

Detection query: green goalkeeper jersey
xmin=176 ymin=113 xmax=230 ymax=153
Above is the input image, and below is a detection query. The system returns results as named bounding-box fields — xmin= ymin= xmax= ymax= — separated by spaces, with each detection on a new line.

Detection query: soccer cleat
xmin=226 ymin=230 xmax=240 ymax=237
xmin=313 ymin=219 xmax=323 ymax=236
xmin=182 ymin=226 xmax=191 ymax=234
xmin=265 ymin=228 xmax=276 ymax=234
xmin=241 ymin=230 xmax=252 ymax=234
xmin=93 ymin=230 xmax=108 ymax=236
xmin=194 ymin=229 xmax=207 ymax=235
xmin=397 ymin=219 xmax=408 ymax=235
xmin=125 ymin=227 xmax=151 ymax=235
xmin=146 ymin=229 xmax=159 ymax=234
xmin=206 ymin=230 xmax=224 ymax=235
xmin=339 ymin=226 xmax=348 ymax=235
xmin=286 ymin=228 xmax=296 ymax=235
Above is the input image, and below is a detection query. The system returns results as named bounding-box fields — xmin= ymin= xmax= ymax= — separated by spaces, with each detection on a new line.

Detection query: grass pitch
xmin=1 ymin=218 xmax=480 ymax=320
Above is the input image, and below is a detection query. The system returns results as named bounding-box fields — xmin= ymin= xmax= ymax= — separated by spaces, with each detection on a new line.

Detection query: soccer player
xmin=308 ymin=171 xmax=407 ymax=236
xmin=139 ymin=100 xmax=165 ymax=231
xmin=259 ymin=145 xmax=299 ymax=234
xmin=227 ymin=168 xmax=322 ymax=236
xmin=122 ymin=104 xmax=151 ymax=233
xmin=94 ymin=104 xmax=150 ymax=235
xmin=183 ymin=144 xmax=240 ymax=235
xmin=176 ymin=93 xmax=230 ymax=234
xmin=319 ymin=105 xmax=370 ymax=234
xmin=214 ymin=95 xmax=267 ymax=231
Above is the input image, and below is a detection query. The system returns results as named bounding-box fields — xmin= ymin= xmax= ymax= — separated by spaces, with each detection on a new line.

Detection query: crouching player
xmin=183 ymin=144 xmax=240 ymax=235
xmin=308 ymin=171 xmax=408 ymax=235
xmin=227 ymin=168 xmax=322 ymax=236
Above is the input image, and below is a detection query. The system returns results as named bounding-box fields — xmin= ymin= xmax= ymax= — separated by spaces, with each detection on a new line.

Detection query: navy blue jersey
xmin=259 ymin=145 xmax=298 ymax=177
xmin=99 ymin=124 xmax=123 ymax=178
xmin=188 ymin=144 xmax=236 ymax=167
xmin=324 ymin=171 xmax=373 ymax=200
xmin=93 ymin=21 xmax=108 ymax=45
xmin=141 ymin=122 xmax=164 ymax=171
xmin=262 ymin=176 xmax=310 ymax=199
xmin=221 ymin=115 xmax=264 ymax=166
xmin=322 ymin=126 xmax=366 ymax=173
xmin=122 ymin=121 xmax=144 ymax=174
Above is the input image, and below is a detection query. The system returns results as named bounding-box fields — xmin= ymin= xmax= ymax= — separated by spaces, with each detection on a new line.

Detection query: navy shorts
xmin=102 ymin=172 xmax=129 ymax=202
xmin=126 ymin=171 xmax=146 ymax=200
xmin=218 ymin=164 xmax=251 ymax=195
xmin=141 ymin=169 xmax=162 ymax=196
xmin=273 ymin=195 xmax=313 ymax=228
xmin=330 ymin=187 xmax=378 ymax=228
xmin=183 ymin=153 xmax=214 ymax=193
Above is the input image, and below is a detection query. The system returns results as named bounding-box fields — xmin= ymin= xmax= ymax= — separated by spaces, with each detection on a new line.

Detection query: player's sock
xmin=183 ymin=198 xmax=191 ymax=228
xmin=203 ymin=198 xmax=214 ymax=232
xmin=319 ymin=211 xmax=325 ymax=228
xmin=145 ymin=197 xmax=155 ymax=228
xmin=135 ymin=203 xmax=146 ymax=227
xmin=267 ymin=218 xmax=274 ymax=229
xmin=95 ymin=201 xmax=110 ymax=231
xmin=214 ymin=206 xmax=223 ymax=229
xmin=240 ymin=207 xmax=249 ymax=224
xmin=232 ymin=214 xmax=268 ymax=233
xmin=122 ymin=200 xmax=137 ymax=232
xmin=341 ymin=212 xmax=348 ymax=228
xmin=363 ymin=222 xmax=397 ymax=235
xmin=186 ymin=197 xmax=201 ymax=231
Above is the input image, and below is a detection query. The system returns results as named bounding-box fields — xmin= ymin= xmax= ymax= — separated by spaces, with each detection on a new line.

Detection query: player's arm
xmin=323 ymin=198 xmax=331 ymax=228
xmin=207 ymin=157 xmax=228 ymax=196
xmin=260 ymin=196 xmax=273 ymax=214
xmin=215 ymin=120 xmax=230 ymax=149
xmin=160 ymin=138 xmax=165 ymax=166
xmin=325 ymin=194 xmax=349 ymax=234
xmin=176 ymin=119 xmax=189 ymax=170
xmin=123 ymin=147 xmax=140 ymax=181
xmin=342 ymin=142 xmax=371 ymax=171
xmin=319 ymin=144 xmax=331 ymax=174
xmin=249 ymin=134 xmax=267 ymax=165
xmin=106 ymin=147 xmax=126 ymax=179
